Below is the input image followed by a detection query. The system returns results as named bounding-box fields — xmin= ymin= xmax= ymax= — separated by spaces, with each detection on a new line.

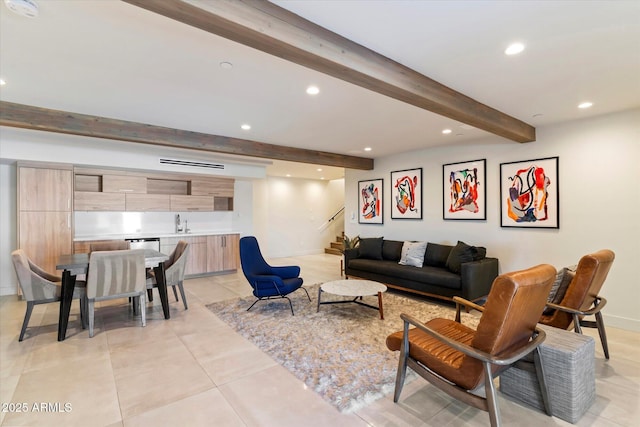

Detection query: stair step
xmin=330 ymin=241 xmax=343 ymax=249
xmin=324 ymin=247 xmax=342 ymax=256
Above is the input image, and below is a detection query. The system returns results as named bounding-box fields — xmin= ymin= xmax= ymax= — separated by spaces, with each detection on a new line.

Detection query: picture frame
xmin=391 ymin=168 xmax=422 ymax=219
xmin=443 ymin=159 xmax=486 ymax=220
xmin=500 ymin=156 xmax=559 ymax=228
xmin=358 ymin=178 xmax=383 ymax=224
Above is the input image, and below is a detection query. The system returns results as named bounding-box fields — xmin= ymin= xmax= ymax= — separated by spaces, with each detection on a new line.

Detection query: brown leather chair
xmin=387 ymin=264 xmax=557 ymax=427
xmin=540 ymin=249 xmax=615 ymax=359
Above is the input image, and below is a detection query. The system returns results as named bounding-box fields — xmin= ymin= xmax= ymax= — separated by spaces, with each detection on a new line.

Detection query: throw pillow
xmin=424 ymin=243 xmax=453 ymax=267
xmin=358 ymin=237 xmax=384 ymax=260
xmin=398 ymin=241 xmax=428 ymax=268
xmin=382 ymin=240 xmax=404 ymax=261
xmin=543 ymin=265 xmax=576 ymax=314
xmin=445 ymin=241 xmax=477 ymax=274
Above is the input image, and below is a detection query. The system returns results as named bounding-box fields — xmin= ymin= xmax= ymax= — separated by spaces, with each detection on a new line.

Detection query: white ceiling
xmin=1 ymin=0 xmax=639 ymax=180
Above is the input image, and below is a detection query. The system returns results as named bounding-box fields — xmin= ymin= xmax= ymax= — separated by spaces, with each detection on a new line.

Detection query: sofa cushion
xmin=399 ymin=241 xmax=428 ymax=267
xmin=347 ymin=259 xmax=462 ymax=290
xmin=358 ymin=237 xmax=384 ymax=260
xmin=424 ymin=243 xmax=453 ymax=268
xmin=445 ymin=241 xmax=478 ymax=274
xmin=382 ymin=240 xmax=403 ymax=261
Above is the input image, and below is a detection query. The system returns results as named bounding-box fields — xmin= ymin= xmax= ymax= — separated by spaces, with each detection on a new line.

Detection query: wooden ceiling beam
xmin=0 ymin=101 xmax=374 ymax=170
xmin=123 ymin=0 xmax=535 ymax=143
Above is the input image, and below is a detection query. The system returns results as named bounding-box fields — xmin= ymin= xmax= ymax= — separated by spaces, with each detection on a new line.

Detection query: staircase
xmin=324 ymin=235 xmax=344 ymax=255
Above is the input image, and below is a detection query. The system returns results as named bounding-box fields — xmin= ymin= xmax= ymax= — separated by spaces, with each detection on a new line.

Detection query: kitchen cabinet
xmin=170 ymin=195 xmax=214 ymax=212
xmin=74 ymin=191 xmax=125 ymax=211
xmin=103 ymin=175 xmax=147 ymax=193
xmin=125 ymin=194 xmax=170 ymax=211
xmin=207 ymin=234 xmax=239 ymax=272
xmin=160 ymin=236 xmax=208 ymax=276
xmin=17 ymin=162 xmax=73 ymax=276
xmin=160 ymin=234 xmax=238 ymax=276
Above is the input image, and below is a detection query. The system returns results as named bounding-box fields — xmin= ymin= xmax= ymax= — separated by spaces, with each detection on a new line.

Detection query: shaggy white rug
xmin=207 ymin=283 xmax=480 ymax=413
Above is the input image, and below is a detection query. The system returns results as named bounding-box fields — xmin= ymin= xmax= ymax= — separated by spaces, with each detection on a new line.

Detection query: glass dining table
xmin=56 ymin=249 xmax=170 ymax=341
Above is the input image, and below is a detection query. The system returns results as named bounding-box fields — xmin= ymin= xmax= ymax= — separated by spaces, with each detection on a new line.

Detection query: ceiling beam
xmin=122 ymin=0 xmax=535 ymax=143
xmin=0 ymin=101 xmax=374 ymax=170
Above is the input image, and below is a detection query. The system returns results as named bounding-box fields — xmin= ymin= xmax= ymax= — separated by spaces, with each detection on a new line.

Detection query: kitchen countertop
xmin=74 ymin=231 xmax=240 ymax=242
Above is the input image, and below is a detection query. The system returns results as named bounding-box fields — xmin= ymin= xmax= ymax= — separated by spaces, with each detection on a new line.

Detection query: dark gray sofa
xmin=344 ymin=238 xmax=498 ymax=302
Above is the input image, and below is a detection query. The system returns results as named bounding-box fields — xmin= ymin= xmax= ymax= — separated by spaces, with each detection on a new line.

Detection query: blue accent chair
xmin=239 ymin=236 xmax=310 ymax=315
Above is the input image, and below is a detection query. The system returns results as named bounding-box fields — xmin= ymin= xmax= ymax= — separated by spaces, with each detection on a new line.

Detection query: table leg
xmin=58 ymin=270 xmax=76 ymax=341
xmin=378 ymin=291 xmax=384 ymax=320
xmin=154 ymin=262 xmax=170 ymax=319
xmin=317 ymin=286 xmax=323 ymax=312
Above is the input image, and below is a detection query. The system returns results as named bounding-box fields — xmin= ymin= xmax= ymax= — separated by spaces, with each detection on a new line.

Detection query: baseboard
xmin=604 ymin=313 xmax=640 ymax=333
xmin=0 ymin=283 xmax=18 ymax=297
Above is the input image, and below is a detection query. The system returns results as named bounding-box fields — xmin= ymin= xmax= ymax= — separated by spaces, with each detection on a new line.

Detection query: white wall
xmin=252 ymin=176 xmax=345 ymax=258
xmin=0 ymin=163 xmax=17 ymax=296
xmin=345 ymin=109 xmax=640 ymax=331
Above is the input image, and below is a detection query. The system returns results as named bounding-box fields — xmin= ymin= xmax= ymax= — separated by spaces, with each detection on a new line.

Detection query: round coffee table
xmin=316 ymin=279 xmax=387 ymax=319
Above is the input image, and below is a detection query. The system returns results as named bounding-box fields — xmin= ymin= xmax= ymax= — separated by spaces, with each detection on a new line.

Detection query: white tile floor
xmin=1 ymin=253 xmax=638 ymax=426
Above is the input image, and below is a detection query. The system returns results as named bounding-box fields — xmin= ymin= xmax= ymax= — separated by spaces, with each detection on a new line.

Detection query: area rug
xmin=206 ymin=284 xmax=480 ymax=413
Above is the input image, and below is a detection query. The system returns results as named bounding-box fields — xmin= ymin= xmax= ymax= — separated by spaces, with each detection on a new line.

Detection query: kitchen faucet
xmin=175 ymin=214 xmax=183 ymax=233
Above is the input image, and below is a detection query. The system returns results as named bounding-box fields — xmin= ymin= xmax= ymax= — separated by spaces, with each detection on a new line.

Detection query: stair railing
xmin=317 ymin=206 xmax=345 ymax=231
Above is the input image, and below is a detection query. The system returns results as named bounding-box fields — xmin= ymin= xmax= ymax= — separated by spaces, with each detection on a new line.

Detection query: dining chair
xmin=146 ymin=240 xmax=189 ymax=309
xmin=11 ymin=249 xmax=86 ymax=341
xmin=386 ymin=264 xmax=557 ymax=427
xmin=85 ymin=249 xmax=146 ymax=337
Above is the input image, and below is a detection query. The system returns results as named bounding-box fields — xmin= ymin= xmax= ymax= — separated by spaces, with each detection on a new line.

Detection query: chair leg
xmin=533 ymin=346 xmax=553 ymax=416
xmin=147 ymin=289 xmax=154 ymax=302
xmin=19 ymin=301 xmax=35 ymax=342
xmin=300 ymin=286 xmax=311 ymax=302
xmin=140 ymin=293 xmax=146 ymax=327
xmin=132 ymin=296 xmax=139 ymax=316
xmin=286 ymin=296 xmax=295 ymax=315
xmin=594 ymin=312 xmax=610 ymax=359
xmin=172 ymin=285 xmax=179 ymax=302
xmin=483 ymin=361 xmax=501 ymax=427
xmin=88 ymin=300 xmax=95 ymax=338
xmin=393 ymin=321 xmax=410 ymax=402
xmin=177 ymin=282 xmax=188 ymax=310
xmin=80 ymin=297 xmax=88 ymax=329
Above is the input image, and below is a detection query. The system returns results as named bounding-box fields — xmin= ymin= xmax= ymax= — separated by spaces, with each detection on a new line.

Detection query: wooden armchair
xmin=540 ymin=249 xmax=615 ymax=359
xmin=386 ymin=264 xmax=557 ymax=427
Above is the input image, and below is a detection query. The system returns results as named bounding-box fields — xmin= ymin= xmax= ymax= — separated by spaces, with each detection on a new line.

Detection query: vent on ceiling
xmin=159 ymin=158 xmax=225 ymax=170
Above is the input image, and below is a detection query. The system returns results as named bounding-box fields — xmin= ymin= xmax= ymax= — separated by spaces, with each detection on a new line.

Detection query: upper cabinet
xmin=73 ymin=167 xmax=234 ymax=212
xmin=19 ymin=166 xmax=73 ymax=212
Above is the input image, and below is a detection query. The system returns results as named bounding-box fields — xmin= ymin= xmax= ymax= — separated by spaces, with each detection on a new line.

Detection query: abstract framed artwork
xmin=500 ymin=156 xmax=559 ymax=228
xmin=443 ymin=159 xmax=486 ymax=220
xmin=358 ymin=178 xmax=383 ymax=224
xmin=391 ymin=168 xmax=422 ymax=219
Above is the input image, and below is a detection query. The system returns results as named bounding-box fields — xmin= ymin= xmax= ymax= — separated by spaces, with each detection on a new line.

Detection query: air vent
xmin=159 ymin=158 xmax=225 ymax=170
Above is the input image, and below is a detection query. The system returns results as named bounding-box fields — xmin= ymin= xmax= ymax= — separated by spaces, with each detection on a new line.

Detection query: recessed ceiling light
xmin=306 ymin=85 xmax=320 ymax=95
xmin=286 ymin=174 xmax=291 ymax=177
xmin=219 ymin=61 xmax=233 ymax=69
xmin=317 ymin=168 xmax=323 ymax=172
xmin=505 ymin=43 xmax=525 ymax=55
xmin=241 ymin=124 xmax=251 ymax=130
xmin=4 ymin=0 xmax=39 ymax=18
xmin=442 ymin=129 xmax=452 ymax=134
xmin=364 ymin=147 xmax=372 ymax=152
xmin=578 ymin=102 xmax=593 ymax=109
xmin=0 ymin=79 xmax=5 ymax=86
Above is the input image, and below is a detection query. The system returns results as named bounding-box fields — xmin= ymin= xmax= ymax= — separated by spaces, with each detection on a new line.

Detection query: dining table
xmin=56 ymin=249 xmax=170 ymax=341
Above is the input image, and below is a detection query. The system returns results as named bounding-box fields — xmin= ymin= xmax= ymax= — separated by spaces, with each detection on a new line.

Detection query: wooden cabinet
xmin=73 ymin=167 xmax=233 ymax=212
xmin=170 ymin=195 xmax=214 ymax=212
xmin=17 ymin=163 xmax=73 ymax=276
xmin=207 ymin=234 xmax=239 ymax=272
xmin=160 ymin=234 xmax=238 ymax=276
xmin=103 ymin=175 xmax=147 ymax=193
xmin=125 ymin=194 xmax=170 ymax=211
xmin=160 ymin=236 xmax=208 ymax=276
xmin=74 ymin=191 xmax=125 ymax=211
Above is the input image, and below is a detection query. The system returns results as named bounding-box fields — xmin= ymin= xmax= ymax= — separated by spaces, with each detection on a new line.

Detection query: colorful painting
xmin=443 ymin=159 xmax=486 ymax=220
xmin=391 ymin=168 xmax=422 ymax=219
xmin=500 ymin=157 xmax=559 ymax=228
xmin=358 ymin=179 xmax=383 ymax=224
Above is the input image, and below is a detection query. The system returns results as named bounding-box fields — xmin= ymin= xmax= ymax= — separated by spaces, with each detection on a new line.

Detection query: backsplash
xmin=74 ymin=211 xmax=234 ymax=237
